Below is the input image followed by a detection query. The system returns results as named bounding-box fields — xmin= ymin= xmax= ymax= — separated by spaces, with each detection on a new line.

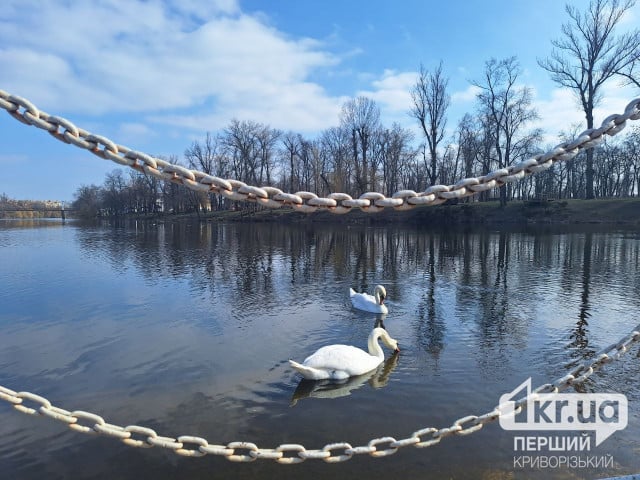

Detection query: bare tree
xmin=127 ymin=170 xmax=159 ymax=214
xmin=184 ymin=132 xmax=221 ymax=175
xmin=184 ymin=132 xmax=227 ymax=211
xmin=377 ymin=123 xmax=416 ymax=196
xmin=438 ymin=144 xmax=461 ymax=187
xmin=473 ymin=57 xmax=540 ymax=206
xmin=319 ymin=126 xmax=352 ymax=194
xmin=281 ymin=131 xmax=302 ymax=192
xmin=538 ymin=0 xmax=640 ymax=199
xmin=223 ymin=119 xmax=261 ymax=184
xmin=255 ymin=125 xmax=281 ymax=185
xmin=624 ymin=126 xmax=640 ymax=195
xmin=340 ymin=97 xmax=381 ymax=195
xmin=102 ymin=169 xmax=128 ymax=215
xmin=298 ymin=138 xmax=316 ymax=192
xmin=410 ymin=61 xmax=450 ymax=186
xmin=159 ymin=155 xmax=194 ymax=214
xmin=72 ymin=184 xmax=102 ymax=218
xmin=456 ymin=114 xmax=479 ymax=179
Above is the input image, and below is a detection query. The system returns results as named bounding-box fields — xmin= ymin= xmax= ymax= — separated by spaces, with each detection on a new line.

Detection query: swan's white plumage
xmin=289 ymin=327 xmax=399 ymax=380
xmin=350 ymin=285 xmax=388 ymax=314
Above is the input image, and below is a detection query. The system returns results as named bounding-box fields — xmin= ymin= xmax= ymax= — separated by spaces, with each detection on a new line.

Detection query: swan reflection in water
xmin=290 ymin=348 xmax=399 ymax=407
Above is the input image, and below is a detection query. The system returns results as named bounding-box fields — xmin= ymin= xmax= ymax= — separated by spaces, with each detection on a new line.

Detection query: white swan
xmin=290 ymin=353 xmax=400 ymax=406
xmin=350 ymin=285 xmax=388 ymax=314
xmin=289 ymin=327 xmax=400 ymax=380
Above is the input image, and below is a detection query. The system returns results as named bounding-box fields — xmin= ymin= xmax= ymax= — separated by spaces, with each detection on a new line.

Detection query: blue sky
xmin=1 ymin=0 xmax=639 ymax=201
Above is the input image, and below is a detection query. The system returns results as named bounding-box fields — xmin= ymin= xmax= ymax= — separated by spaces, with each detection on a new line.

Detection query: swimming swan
xmin=289 ymin=327 xmax=400 ymax=380
xmin=290 ymin=353 xmax=400 ymax=406
xmin=350 ymin=285 xmax=388 ymax=314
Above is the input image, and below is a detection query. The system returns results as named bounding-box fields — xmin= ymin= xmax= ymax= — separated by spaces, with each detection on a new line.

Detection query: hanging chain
xmin=2 ymin=325 xmax=638 ymax=463
xmin=1 ymin=89 xmax=639 ymax=213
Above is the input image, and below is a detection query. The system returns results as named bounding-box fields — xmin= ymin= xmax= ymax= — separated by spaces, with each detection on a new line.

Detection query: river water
xmin=1 ymin=218 xmax=639 ymax=479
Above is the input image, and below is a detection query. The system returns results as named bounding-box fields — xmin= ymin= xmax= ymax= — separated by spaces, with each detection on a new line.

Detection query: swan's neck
xmin=374 ymin=291 xmax=381 ymax=305
xmin=367 ymin=331 xmax=385 ymax=360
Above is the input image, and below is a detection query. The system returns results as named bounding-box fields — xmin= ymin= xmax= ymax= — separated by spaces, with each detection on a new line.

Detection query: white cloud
xmin=452 ymin=85 xmax=481 ymax=104
xmin=117 ymin=123 xmax=157 ymax=144
xmin=531 ymin=82 xmax=639 ymax=146
xmin=3 ymin=1 xmax=636 ymax=144
xmin=152 ymin=84 xmax=348 ymax=133
xmin=619 ymin=5 xmax=637 ymax=25
xmin=531 ymin=88 xmax=584 ymax=145
xmin=366 ymin=69 xmax=416 ymax=111
xmin=354 ymin=69 xmax=416 ymax=127
xmin=171 ymin=0 xmax=240 ymax=17
xmin=0 ymin=0 xmax=345 ymax=132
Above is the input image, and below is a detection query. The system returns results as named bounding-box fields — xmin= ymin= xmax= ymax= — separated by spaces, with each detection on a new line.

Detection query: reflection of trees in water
xmin=452 ymin=230 xmax=532 ymax=375
xmin=74 ymin=221 xmax=640 ymax=362
xmin=415 ymin=235 xmax=445 ymax=360
xmin=454 ymin=231 xmax=524 ymax=329
xmin=568 ymin=232 xmax=595 ymax=363
xmin=476 ymin=231 xmax=514 ymax=373
xmin=352 ymin=230 xmax=373 ymax=292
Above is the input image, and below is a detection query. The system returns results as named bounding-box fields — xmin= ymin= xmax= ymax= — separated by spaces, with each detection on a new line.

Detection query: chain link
xmin=1 ymin=324 xmax=637 ymax=463
xmin=1 ymin=89 xmax=639 ymax=214
xmin=4 ymin=90 xmax=638 ymax=462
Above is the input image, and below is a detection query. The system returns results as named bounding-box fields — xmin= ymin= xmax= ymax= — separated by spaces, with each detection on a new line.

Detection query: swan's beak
xmin=393 ymin=344 xmax=400 ymax=353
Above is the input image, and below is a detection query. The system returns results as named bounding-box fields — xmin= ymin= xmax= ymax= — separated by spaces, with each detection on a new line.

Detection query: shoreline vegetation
xmin=133 ymin=198 xmax=640 ymax=226
xmin=2 ymin=198 xmax=639 ymax=226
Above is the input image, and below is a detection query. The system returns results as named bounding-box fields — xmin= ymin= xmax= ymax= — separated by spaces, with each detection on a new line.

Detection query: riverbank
xmin=188 ymin=198 xmax=640 ymax=226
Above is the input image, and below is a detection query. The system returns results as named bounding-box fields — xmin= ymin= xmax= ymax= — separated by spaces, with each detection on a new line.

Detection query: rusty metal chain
xmin=1 ymin=325 xmax=638 ymax=463
xmin=1 ymin=89 xmax=639 ymax=213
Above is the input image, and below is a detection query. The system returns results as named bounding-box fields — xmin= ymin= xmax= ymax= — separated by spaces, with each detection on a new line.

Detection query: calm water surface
xmin=1 ymin=218 xmax=639 ymax=479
